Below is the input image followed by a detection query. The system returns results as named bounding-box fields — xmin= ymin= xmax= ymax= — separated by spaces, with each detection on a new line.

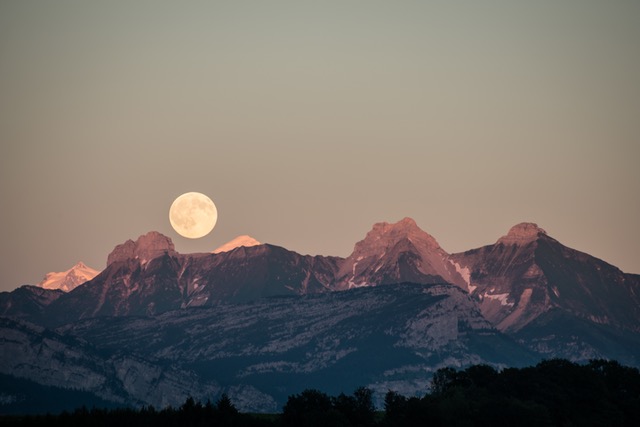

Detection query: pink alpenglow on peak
xmin=497 ymin=223 xmax=548 ymax=245
xmin=38 ymin=261 xmax=100 ymax=292
xmin=213 ymin=235 xmax=261 ymax=254
xmin=335 ymin=217 xmax=468 ymax=290
xmin=106 ymin=231 xmax=176 ymax=266
xmin=365 ymin=217 xmax=442 ymax=249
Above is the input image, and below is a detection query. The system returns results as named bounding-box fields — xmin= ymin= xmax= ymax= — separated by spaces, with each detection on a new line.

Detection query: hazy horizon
xmin=1 ymin=1 xmax=639 ymax=291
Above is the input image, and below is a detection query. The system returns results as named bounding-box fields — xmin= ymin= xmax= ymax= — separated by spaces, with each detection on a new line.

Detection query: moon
xmin=169 ymin=192 xmax=218 ymax=239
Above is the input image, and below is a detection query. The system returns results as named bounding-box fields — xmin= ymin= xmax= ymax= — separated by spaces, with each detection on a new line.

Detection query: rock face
xmin=106 ymin=231 xmax=176 ymax=266
xmin=496 ymin=222 xmax=547 ymax=246
xmin=0 ymin=317 xmax=222 ymax=410
xmin=179 ymin=244 xmax=341 ymax=305
xmin=451 ymin=223 xmax=640 ymax=333
xmin=4 ymin=284 xmax=536 ymax=412
xmin=38 ymin=261 xmax=100 ymax=292
xmin=45 ymin=251 xmax=186 ymax=325
xmin=451 ymin=223 xmax=640 ymax=364
xmin=335 ymin=218 xmax=468 ymax=290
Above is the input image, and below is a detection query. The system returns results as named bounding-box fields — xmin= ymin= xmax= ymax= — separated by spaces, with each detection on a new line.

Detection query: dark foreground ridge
xmin=2 ymin=359 xmax=639 ymax=427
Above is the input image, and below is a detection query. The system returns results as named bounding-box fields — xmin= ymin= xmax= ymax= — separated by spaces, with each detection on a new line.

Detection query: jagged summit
xmin=213 ymin=235 xmax=261 ymax=254
xmin=335 ymin=218 xmax=467 ymax=289
xmin=106 ymin=231 xmax=176 ymax=266
xmin=360 ymin=217 xmax=442 ymax=251
xmin=497 ymin=222 xmax=547 ymax=245
xmin=38 ymin=261 xmax=100 ymax=292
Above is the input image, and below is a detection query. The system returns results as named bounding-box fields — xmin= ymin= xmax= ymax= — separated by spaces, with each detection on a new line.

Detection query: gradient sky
xmin=1 ymin=1 xmax=639 ymax=292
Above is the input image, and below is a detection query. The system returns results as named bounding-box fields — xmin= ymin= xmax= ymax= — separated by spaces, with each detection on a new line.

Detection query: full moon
xmin=169 ymin=192 xmax=218 ymax=239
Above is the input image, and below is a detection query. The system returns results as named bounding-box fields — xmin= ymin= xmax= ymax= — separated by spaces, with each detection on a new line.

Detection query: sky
xmin=1 ymin=1 xmax=639 ymax=292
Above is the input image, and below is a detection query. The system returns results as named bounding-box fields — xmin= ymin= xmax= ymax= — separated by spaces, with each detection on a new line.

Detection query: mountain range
xmin=1 ymin=218 xmax=639 ymax=412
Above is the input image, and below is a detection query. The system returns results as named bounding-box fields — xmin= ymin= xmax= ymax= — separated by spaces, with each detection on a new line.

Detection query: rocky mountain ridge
xmin=1 ymin=218 xmax=639 ymax=413
xmin=3 ymin=219 xmax=639 ymax=348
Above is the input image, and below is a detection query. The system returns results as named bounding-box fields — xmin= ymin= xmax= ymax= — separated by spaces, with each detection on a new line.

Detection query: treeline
xmin=383 ymin=358 xmax=640 ymax=427
xmin=0 ymin=394 xmax=269 ymax=427
xmin=2 ymin=359 xmax=639 ymax=426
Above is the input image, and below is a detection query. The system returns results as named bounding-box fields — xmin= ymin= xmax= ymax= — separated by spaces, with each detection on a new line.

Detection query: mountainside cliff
xmin=451 ymin=223 xmax=640 ymax=333
xmin=3 ymin=284 xmax=536 ymax=412
xmin=335 ymin=218 xmax=468 ymax=290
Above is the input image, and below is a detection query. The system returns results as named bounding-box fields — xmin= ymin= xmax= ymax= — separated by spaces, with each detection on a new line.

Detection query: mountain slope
xmin=0 ymin=316 xmax=222 ymax=410
xmin=450 ymin=223 xmax=640 ymax=364
xmin=179 ymin=243 xmax=341 ymax=305
xmin=451 ymin=223 xmax=640 ymax=333
xmin=0 ymin=285 xmax=64 ymax=324
xmin=55 ymin=283 xmax=536 ymax=409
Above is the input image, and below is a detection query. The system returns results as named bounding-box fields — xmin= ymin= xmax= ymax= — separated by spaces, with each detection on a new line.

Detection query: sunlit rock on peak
xmin=497 ymin=222 xmax=548 ymax=245
xmin=107 ymin=231 xmax=176 ymax=266
xmin=362 ymin=217 xmax=441 ymax=250
xmin=370 ymin=217 xmax=419 ymax=233
xmin=335 ymin=217 xmax=468 ymax=290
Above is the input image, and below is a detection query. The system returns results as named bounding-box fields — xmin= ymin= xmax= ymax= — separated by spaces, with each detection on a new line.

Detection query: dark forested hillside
xmin=2 ymin=359 xmax=639 ymax=427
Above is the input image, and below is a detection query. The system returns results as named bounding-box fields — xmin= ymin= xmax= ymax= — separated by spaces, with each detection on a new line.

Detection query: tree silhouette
xmin=3 ymin=360 xmax=640 ymax=426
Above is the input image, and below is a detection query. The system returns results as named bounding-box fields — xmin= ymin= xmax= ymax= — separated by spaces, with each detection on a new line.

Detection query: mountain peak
xmin=38 ymin=262 xmax=100 ymax=292
xmin=336 ymin=218 xmax=467 ymax=289
xmin=366 ymin=217 xmax=440 ymax=248
xmin=106 ymin=231 xmax=176 ymax=266
xmin=392 ymin=216 xmax=419 ymax=228
xmin=497 ymin=222 xmax=547 ymax=245
xmin=213 ymin=235 xmax=261 ymax=254
xmin=372 ymin=216 xmax=417 ymax=230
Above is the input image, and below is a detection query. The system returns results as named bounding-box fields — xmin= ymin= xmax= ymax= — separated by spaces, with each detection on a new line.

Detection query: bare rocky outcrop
xmin=106 ymin=231 xmax=176 ymax=266
xmin=0 ymin=317 xmax=222 ymax=409
xmin=53 ymin=283 xmax=533 ymax=410
xmin=497 ymin=222 xmax=547 ymax=246
xmin=334 ymin=217 xmax=467 ymax=290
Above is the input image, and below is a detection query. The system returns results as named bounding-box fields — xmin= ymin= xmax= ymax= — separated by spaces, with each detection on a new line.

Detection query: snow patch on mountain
xmin=451 ymin=261 xmax=472 ymax=290
xmin=483 ymin=292 xmax=513 ymax=307
xmin=213 ymin=235 xmax=261 ymax=254
xmin=38 ymin=262 xmax=100 ymax=292
xmin=497 ymin=289 xmax=534 ymax=331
